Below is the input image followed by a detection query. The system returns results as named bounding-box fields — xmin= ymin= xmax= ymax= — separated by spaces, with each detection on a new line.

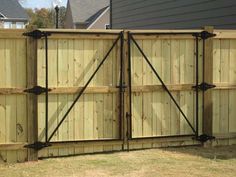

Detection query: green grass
xmin=0 ymin=145 xmax=236 ymax=177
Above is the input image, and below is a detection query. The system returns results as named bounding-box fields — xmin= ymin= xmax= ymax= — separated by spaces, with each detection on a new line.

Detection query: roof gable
xmin=85 ymin=6 xmax=109 ymax=27
xmin=0 ymin=0 xmax=28 ymax=19
xmin=69 ymin=0 xmax=109 ymax=23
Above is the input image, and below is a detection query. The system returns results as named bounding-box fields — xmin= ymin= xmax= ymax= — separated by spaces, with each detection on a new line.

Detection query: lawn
xmin=0 ymin=145 xmax=236 ymax=177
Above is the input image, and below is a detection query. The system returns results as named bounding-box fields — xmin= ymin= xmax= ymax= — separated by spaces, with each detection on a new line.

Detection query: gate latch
xmin=24 ymin=86 xmax=51 ymax=95
xmin=192 ymin=82 xmax=216 ymax=92
xmin=24 ymin=141 xmax=51 ymax=151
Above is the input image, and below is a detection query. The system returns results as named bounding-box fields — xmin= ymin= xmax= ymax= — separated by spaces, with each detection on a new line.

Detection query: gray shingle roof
xmin=0 ymin=0 xmax=28 ymax=19
xmin=69 ymin=0 xmax=109 ymax=23
xmin=85 ymin=6 xmax=109 ymax=26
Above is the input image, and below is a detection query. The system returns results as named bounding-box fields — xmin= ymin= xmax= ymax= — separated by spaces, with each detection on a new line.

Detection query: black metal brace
xmin=192 ymin=31 xmax=216 ymax=40
xmin=24 ymin=86 xmax=51 ymax=95
xmin=126 ymin=112 xmax=131 ymax=139
xmin=23 ymin=30 xmax=51 ymax=39
xmin=194 ymin=134 xmax=215 ymax=143
xmin=24 ymin=141 xmax=51 ymax=151
xmin=192 ymin=82 xmax=216 ymax=92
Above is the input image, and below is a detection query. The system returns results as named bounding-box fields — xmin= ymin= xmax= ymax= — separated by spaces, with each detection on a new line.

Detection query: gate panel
xmin=36 ymin=34 xmax=121 ymax=157
xmin=0 ymin=34 xmax=28 ymax=163
xmin=130 ymin=36 xmax=203 ymax=139
xmin=213 ymin=38 xmax=236 ymax=145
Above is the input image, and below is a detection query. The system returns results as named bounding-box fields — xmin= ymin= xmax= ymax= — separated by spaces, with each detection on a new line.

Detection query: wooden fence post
xmin=203 ymin=26 xmax=214 ymax=136
xmin=26 ymin=34 xmax=38 ymax=161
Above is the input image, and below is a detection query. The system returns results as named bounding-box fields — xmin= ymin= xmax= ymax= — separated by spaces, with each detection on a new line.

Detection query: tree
xmin=26 ymin=7 xmax=66 ymax=29
xmin=58 ymin=6 xmax=66 ymax=28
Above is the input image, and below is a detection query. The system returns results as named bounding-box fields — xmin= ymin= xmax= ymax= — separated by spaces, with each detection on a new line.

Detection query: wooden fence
xmin=0 ymin=28 xmax=236 ymax=163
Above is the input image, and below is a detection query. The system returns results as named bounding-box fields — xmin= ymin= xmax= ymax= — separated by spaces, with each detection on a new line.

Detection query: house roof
xmin=69 ymin=0 xmax=109 ymax=24
xmin=0 ymin=0 xmax=28 ymax=20
xmin=83 ymin=6 xmax=109 ymax=27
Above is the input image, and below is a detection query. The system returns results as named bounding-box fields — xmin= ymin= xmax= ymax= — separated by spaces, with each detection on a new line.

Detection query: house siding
xmin=111 ymin=0 xmax=236 ymax=29
xmin=0 ymin=21 xmax=3 ymax=28
xmin=0 ymin=20 xmax=28 ymax=29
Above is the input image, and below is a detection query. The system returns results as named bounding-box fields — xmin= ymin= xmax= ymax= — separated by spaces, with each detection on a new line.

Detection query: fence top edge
xmin=126 ymin=29 xmax=203 ymax=33
xmin=38 ymin=28 xmax=123 ymax=34
xmin=0 ymin=29 xmax=26 ymax=33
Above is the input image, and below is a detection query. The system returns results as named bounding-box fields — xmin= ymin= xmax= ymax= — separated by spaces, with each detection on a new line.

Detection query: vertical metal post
xmin=45 ymin=35 xmax=49 ymax=142
xmin=195 ymin=36 xmax=199 ymax=137
xmin=202 ymin=38 xmax=206 ymax=136
xmin=119 ymin=32 xmax=124 ymax=140
xmin=127 ymin=32 xmax=132 ymax=140
xmin=55 ymin=6 xmax=59 ymax=29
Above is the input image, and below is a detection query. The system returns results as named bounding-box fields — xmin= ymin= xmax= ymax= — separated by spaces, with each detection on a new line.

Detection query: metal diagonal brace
xmin=130 ymin=34 xmax=196 ymax=135
xmin=47 ymin=33 xmax=122 ymax=142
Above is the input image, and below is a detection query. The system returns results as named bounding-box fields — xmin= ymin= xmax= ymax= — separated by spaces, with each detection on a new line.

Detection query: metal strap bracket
xmin=192 ymin=82 xmax=216 ymax=92
xmin=24 ymin=86 xmax=51 ymax=95
xmin=23 ymin=30 xmax=51 ymax=39
xmin=194 ymin=134 xmax=215 ymax=143
xmin=24 ymin=141 xmax=51 ymax=151
xmin=192 ymin=31 xmax=216 ymax=40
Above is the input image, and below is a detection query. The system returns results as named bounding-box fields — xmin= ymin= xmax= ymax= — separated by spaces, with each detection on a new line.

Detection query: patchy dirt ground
xmin=0 ymin=145 xmax=236 ymax=177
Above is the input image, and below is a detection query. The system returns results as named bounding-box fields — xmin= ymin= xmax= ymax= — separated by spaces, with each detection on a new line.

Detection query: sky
xmin=19 ymin=0 xmax=68 ymax=8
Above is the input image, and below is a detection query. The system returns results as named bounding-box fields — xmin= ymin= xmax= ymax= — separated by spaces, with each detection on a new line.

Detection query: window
xmin=4 ymin=22 xmax=12 ymax=29
xmin=105 ymin=24 xmax=110 ymax=29
xmin=16 ymin=22 xmax=24 ymax=29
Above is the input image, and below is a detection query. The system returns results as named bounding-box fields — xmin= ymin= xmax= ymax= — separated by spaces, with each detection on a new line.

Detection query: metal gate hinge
xmin=194 ymin=134 xmax=215 ymax=143
xmin=23 ymin=30 xmax=51 ymax=39
xmin=192 ymin=31 xmax=216 ymax=40
xmin=24 ymin=141 xmax=51 ymax=151
xmin=192 ymin=82 xmax=216 ymax=91
xmin=24 ymin=86 xmax=51 ymax=95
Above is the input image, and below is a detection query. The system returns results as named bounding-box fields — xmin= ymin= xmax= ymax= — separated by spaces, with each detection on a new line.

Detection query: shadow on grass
xmin=161 ymin=144 xmax=236 ymax=160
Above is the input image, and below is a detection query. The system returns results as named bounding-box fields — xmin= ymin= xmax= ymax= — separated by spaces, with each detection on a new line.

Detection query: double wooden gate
xmin=22 ymin=29 xmax=215 ymax=154
xmin=1 ymin=28 xmax=236 ymax=163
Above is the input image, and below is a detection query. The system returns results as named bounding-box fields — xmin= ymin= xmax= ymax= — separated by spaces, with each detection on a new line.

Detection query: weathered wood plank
xmin=132 ymin=40 xmax=143 ymax=139
xmin=229 ymin=39 xmax=236 ymax=145
xmin=219 ymin=39 xmax=230 ymax=145
xmin=57 ymin=39 xmax=69 ymax=156
xmin=0 ymin=39 xmax=7 ymax=162
xmin=26 ymin=34 xmax=38 ymax=161
xmin=152 ymin=39 xmax=162 ymax=139
xmin=161 ymin=39 xmax=171 ymax=136
xmin=213 ymin=40 xmax=221 ymax=135
xmin=5 ymin=39 xmax=17 ymax=163
xmin=83 ymin=39 xmax=94 ymax=153
xmin=103 ymin=40 xmax=113 ymax=151
xmin=47 ymin=39 xmax=59 ymax=157
xmin=170 ymin=40 xmax=180 ymax=136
